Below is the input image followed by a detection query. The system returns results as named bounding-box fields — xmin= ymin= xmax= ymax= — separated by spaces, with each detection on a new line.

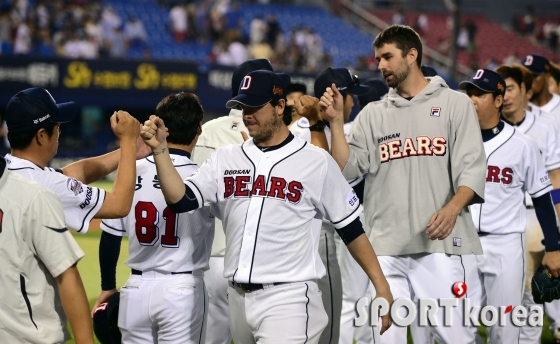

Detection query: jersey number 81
xmin=134 ymin=201 xmax=179 ymax=248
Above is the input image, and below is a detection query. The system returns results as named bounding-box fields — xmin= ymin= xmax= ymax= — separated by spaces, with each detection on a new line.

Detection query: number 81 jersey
xmin=101 ymin=150 xmax=216 ymax=273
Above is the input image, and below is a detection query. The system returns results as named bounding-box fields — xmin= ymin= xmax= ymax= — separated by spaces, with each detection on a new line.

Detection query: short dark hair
xmin=513 ymin=64 xmax=534 ymax=92
xmin=155 ymin=92 xmax=204 ymax=146
xmin=495 ymin=65 xmax=525 ymax=90
xmin=373 ymin=25 xmax=423 ymax=67
xmin=8 ymin=122 xmax=57 ymax=150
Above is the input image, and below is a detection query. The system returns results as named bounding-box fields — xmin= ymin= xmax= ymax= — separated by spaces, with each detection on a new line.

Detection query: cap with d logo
xmin=521 ymin=54 xmax=550 ymax=75
xmin=226 ymin=70 xmax=286 ymax=108
xmin=458 ymin=69 xmax=506 ymax=96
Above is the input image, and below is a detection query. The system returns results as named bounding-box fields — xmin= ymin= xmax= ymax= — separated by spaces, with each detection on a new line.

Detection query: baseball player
xmin=190 ymin=58 xmax=278 ymax=344
xmin=290 ymin=67 xmax=370 ymax=344
xmin=320 ymin=25 xmax=486 ymax=343
xmin=141 ymin=69 xmax=393 ymax=344
xmin=0 ymin=155 xmax=93 ymax=344
xmin=516 ymin=58 xmax=560 ymax=343
xmin=338 ymin=78 xmax=389 ymax=344
xmin=523 ymin=54 xmax=560 ymax=118
xmin=459 ymin=68 xmax=560 ymax=343
xmin=97 ymin=92 xmax=215 ymax=343
xmin=3 ymin=87 xmax=141 ymax=234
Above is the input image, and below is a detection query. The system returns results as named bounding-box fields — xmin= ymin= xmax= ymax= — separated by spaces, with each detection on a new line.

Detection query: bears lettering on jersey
xmin=223 ymin=175 xmax=303 ymax=204
xmin=379 ymin=136 xmax=447 ymax=163
xmin=486 ymin=165 xmax=513 ymax=185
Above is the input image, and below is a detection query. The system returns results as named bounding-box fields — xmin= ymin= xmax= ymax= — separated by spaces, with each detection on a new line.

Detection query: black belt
xmin=478 ymin=231 xmax=491 ymax=237
xmin=230 ymin=281 xmax=289 ymax=292
xmin=131 ymin=269 xmax=192 ymax=275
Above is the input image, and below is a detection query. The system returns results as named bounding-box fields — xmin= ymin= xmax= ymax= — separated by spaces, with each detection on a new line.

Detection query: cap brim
xmin=54 ymin=102 xmax=78 ymax=123
xmin=226 ymin=94 xmax=272 ymax=109
xmin=346 ymin=84 xmax=370 ymax=96
xmin=458 ymin=81 xmax=495 ymax=93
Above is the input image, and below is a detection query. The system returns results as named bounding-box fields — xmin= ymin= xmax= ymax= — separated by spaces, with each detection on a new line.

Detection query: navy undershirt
xmin=480 ymin=120 xmax=505 ymax=142
xmin=501 ymin=115 xmax=525 ymax=128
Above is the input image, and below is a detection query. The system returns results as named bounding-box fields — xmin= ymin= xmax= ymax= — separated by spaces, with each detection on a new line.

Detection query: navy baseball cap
xmin=286 ymin=82 xmax=307 ymax=95
xmin=458 ymin=69 xmax=506 ymax=96
xmin=421 ymin=65 xmax=439 ymax=77
xmin=314 ymin=68 xmax=369 ymax=97
xmin=5 ymin=87 xmax=78 ymax=134
xmin=231 ymin=59 xmax=274 ymax=97
xmin=357 ymin=78 xmax=389 ymax=109
xmin=226 ymin=70 xmax=286 ymax=108
xmin=93 ymin=292 xmax=121 ymax=344
xmin=521 ymin=54 xmax=550 ymax=75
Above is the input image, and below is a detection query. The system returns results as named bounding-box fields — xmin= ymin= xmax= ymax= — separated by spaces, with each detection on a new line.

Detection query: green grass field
xmin=65 ymin=181 xmax=556 ymax=343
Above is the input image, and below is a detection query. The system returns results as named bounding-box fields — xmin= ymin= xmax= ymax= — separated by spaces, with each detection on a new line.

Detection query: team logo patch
xmin=231 ymin=121 xmax=239 ymax=131
xmin=453 ymin=237 xmax=461 ymax=247
xmin=430 ymin=107 xmax=441 ymax=117
xmin=66 ymin=178 xmax=83 ymax=196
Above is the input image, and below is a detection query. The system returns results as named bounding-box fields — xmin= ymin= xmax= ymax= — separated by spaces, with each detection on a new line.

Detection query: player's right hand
xmin=111 ymin=110 xmax=140 ymax=141
xmin=542 ymin=251 xmax=560 ymax=278
xmin=319 ymin=83 xmax=344 ymax=123
xmin=91 ymin=289 xmax=117 ymax=318
xmin=295 ymin=95 xmax=322 ymax=125
xmin=140 ymin=115 xmax=168 ymax=151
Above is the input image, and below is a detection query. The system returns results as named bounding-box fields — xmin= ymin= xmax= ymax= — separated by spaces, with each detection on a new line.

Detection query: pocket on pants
xmin=165 ymin=284 xmax=196 ymax=296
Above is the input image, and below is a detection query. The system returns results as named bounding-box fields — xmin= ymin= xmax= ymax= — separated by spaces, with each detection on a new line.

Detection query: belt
xmin=131 ymin=269 xmax=192 ymax=275
xmin=230 ymin=281 xmax=289 ymax=292
xmin=478 ymin=231 xmax=491 ymax=237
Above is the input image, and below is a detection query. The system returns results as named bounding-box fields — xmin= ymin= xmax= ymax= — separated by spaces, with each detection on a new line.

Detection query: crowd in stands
xmin=0 ymin=0 xmax=148 ymax=59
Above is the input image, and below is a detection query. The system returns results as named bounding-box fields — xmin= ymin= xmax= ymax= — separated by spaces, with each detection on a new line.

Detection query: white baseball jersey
xmin=101 ymin=150 xmax=215 ymax=273
xmin=290 ymin=118 xmax=363 ymax=187
xmin=514 ymin=109 xmax=560 ymax=171
xmin=184 ymin=134 xmax=362 ymax=284
xmin=191 ymin=108 xmax=246 ymax=256
xmin=0 ymin=158 xmax=84 ymax=343
xmin=532 ymin=93 xmax=560 ymax=119
xmin=469 ymin=123 xmax=552 ymax=234
xmin=5 ymin=154 xmax=105 ymax=233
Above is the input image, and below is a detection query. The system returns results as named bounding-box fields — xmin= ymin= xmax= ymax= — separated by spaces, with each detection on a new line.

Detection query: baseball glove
xmin=532 ymin=266 xmax=560 ymax=303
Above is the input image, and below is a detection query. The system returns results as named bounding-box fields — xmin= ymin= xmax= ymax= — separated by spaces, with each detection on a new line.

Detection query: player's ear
xmin=407 ymin=48 xmax=418 ymax=66
xmin=494 ymin=94 xmax=504 ymax=108
xmin=276 ymin=99 xmax=286 ymax=116
xmin=35 ymin=128 xmax=47 ymax=146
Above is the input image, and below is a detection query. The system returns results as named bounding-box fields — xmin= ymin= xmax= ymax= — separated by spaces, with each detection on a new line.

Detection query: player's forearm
xmin=152 ymin=145 xmax=187 ymax=204
xmin=347 ymin=234 xmax=391 ymax=294
xmin=99 ymin=230 xmax=122 ymax=290
xmin=62 ymin=150 xmax=120 ymax=184
xmin=95 ymin=139 xmax=136 ymax=218
xmin=445 ymin=186 xmax=475 ymax=214
xmin=328 ymin=118 xmax=350 ymax=170
xmin=56 ymin=265 xmax=94 ymax=344
xmin=533 ymin=193 xmax=560 ymax=252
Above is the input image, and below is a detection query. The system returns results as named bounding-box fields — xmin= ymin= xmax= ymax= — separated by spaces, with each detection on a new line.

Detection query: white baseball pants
xmin=118 ymin=270 xmax=207 ymax=344
xmin=228 ymin=281 xmax=328 ymax=344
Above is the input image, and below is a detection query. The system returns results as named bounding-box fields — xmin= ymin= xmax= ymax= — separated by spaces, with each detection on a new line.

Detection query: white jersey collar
xmin=228 ymin=108 xmax=242 ymax=118
xmin=483 ymin=122 xmax=516 ymax=156
xmin=4 ymin=154 xmax=45 ymax=171
xmin=514 ymin=110 xmax=536 ymax=134
xmin=540 ymin=94 xmax=560 ymax=114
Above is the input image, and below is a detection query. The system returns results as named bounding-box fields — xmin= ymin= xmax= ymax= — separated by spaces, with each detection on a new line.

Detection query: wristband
xmin=153 ymin=147 xmax=167 ymax=156
xmin=309 ymin=120 xmax=326 ymax=132
xmin=551 ymin=189 xmax=560 ymax=204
